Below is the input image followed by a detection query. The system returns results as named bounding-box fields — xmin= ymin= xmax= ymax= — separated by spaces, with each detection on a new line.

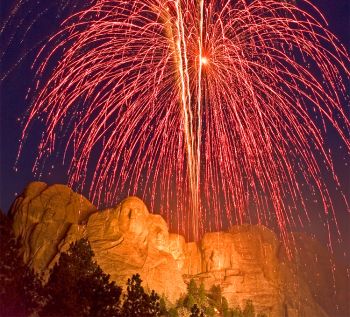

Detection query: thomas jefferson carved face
xmin=148 ymin=215 xmax=169 ymax=251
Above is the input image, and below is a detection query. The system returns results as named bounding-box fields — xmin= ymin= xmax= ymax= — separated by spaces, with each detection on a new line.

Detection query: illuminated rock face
xmin=10 ymin=182 xmax=96 ymax=273
xmin=194 ymin=229 xmax=283 ymax=316
xmin=85 ymin=197 xmax=187 ymax=302
xmin=10 ymin=183 xmax=186 ymax=303
xmin=10 ymin=182 xmax=348 ymax=316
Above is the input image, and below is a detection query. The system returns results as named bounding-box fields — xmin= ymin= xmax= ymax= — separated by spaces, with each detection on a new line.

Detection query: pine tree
xmin=198 ymin=282 xmax=206 ymax=306
xmin=184 ymin=293 xmax=196 ymax=310
xmin=207 ymin=284 xmax=229 ymax=315
xmin=242 ymin=300 xmax=255 ymax=317
xmin=168 ymin=307 xmax=179 ymax=317
xmin=0 ymin=211 xmax=44 ymax=316
xmin=184 ymin=279 xmax=199 ymax=309
xmin=121 ymin=273 xmax=161 ymax=317
xmin=188 ymin=279 xmax=198 ymax=296
xmin=190 ymin=304 xmax=204 ymax=317
xmin=204 ymin=305 xmax=216 ymax=317
xmin=159 ymin=295 xmax=168 ymax=316
xmin=231 ymin=306 xmax=243 ymax=317
xmin=40 ymin=238 xmax=121 ymax=317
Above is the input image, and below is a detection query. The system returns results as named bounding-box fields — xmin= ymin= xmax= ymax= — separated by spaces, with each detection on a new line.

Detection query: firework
xmin=19 ymin=0 xmax=349 ymax=243
xmin=0 ymin=0 xmax=98 ymax=82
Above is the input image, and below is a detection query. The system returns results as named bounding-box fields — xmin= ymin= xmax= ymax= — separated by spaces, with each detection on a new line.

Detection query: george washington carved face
xmin=118 ymin=197 xmax=149 ymax=242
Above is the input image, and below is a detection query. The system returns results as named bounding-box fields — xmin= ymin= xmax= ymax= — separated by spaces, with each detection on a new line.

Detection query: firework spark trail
xmin=18 ymin=0 xmax=350 ymax=243
xmin=0 ymin=0 xmax=97 ymax=82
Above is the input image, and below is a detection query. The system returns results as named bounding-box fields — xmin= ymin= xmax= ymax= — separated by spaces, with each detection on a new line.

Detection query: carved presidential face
xmin=169 ymin=234 xmax=186 ymax=270
xmin=148 ymin=214 xmax=169 ymax=251
xmin=118 ymin=197 xmax=149 ymax=241
xmin=201 ymin=232 xmax=235 ymax=271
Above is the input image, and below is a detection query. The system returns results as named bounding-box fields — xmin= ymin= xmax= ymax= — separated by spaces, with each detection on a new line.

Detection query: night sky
xmin=0 ymin=0 xmax=349 ymax=258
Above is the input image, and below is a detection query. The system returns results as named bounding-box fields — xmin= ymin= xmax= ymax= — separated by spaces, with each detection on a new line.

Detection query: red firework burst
xmin=20 ymin=0 xmax=350 ymax=243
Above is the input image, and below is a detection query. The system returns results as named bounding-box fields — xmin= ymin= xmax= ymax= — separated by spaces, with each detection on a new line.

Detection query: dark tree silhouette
xmin=242 ymin=300 xmax=255 ymax=317
xmin=190 ymin=304 xmax=204 ymax=317
xmin=0 ymin=211 xmax=44 ymax=317
xmin=183 ymin=279 xmax=200 ymax=309
xmin=40 ymin=238 xmax=121 ymax=317
xmin=207 ymin=284 xmax=229 ymax=315
xmin=121 ymin=273 xmax=161 ymax=317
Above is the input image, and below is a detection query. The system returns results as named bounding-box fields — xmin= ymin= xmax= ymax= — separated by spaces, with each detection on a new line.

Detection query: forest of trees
xmin=169 ymin=279 xmax=267 ymax=317
xmin=0 ymin=211 xmax=267 ymax=317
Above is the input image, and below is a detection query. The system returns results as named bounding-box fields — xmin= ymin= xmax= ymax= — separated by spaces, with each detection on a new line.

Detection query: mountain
xmin=9 ymin=182 xmax=349 ymax=317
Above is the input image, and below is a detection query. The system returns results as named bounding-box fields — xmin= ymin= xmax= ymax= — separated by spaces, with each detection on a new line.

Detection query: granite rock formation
xmin=9 ymin=182 xmax=349 ymax=316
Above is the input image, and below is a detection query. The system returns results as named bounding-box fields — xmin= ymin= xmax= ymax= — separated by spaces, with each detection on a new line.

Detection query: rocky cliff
xmin=9 ymin=182 xmax=349 ymax=317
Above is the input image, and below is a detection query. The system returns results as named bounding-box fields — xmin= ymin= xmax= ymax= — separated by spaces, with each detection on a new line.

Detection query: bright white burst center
xmin=201 ymin=56 xmax=209 ymax=65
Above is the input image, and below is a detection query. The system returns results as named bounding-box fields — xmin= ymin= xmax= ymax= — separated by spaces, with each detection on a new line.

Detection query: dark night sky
xmin=0 ymin=0 xmax=349 ymax=257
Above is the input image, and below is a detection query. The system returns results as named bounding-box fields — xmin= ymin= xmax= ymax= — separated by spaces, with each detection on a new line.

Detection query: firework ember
xmin=20 ymin=0 xmax=350 ymax=242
